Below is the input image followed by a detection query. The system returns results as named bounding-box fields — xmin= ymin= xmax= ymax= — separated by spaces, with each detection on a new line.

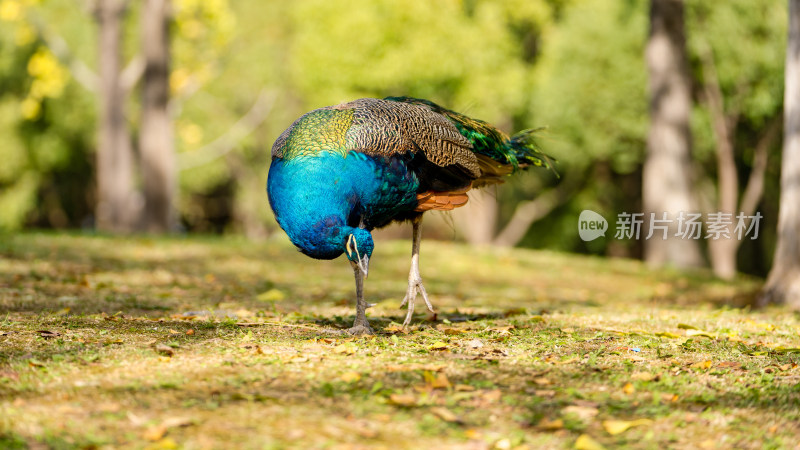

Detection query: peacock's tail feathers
xmin=508 ymin=127 xmax=558 ymax=175
xmin=385 ymin=96 xmax=557 ymax=177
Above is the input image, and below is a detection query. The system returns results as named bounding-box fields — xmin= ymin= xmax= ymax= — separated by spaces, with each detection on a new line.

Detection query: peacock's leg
xmin=348 ymin=263 xmax=374 ymax=335
xmin=400 ymin=215 xmax=434 ymax=327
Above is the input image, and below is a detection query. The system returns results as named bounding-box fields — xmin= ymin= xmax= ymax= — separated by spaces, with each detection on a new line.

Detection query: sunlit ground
xmin=1 ymin=232 xmax=798 ymax=449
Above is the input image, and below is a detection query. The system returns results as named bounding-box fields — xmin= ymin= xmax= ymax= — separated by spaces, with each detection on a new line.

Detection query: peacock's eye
xmin=346 ymin=234 xmax=358 ymax=259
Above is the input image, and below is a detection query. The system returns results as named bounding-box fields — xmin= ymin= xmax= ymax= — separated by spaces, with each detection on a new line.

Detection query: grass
xmin=0 ymin=231 xmax=799 ymax=449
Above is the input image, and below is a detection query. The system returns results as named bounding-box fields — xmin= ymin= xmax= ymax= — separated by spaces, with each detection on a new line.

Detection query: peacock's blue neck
xmin=267 ymin=151 xmax=418 ymax=260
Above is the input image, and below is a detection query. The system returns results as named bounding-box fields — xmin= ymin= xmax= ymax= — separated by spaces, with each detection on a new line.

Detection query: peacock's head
xmin=344 ymin=228 xmax=373 ymax=277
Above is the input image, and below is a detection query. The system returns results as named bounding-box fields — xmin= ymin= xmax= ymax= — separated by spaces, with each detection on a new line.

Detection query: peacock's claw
xmin=347 ymin=323 xmax=375 ymax=336
xmin=401 ymin=274 xmax=434 ymax=327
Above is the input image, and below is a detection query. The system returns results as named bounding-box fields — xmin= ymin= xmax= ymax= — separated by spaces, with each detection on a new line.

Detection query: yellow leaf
xmin=623 ymin=382 xmax=635 ymax=395
xmin=333 ymin=343 xmax=356 ymax=355
xmin=428 ymin=341 xmax=448 ymax=351
xmin=256 ymin=289 xmax=285 ymax=302
xmin=383 ymin=324 xmax=406 ymax=333
xmin=574 ymin=434 xmax=605 ymax=450
xmin=465 ymin=429 xmax=482 ymax=440
xmin=602 ymin=419 xmax=652 ymax=435
xmin=655 ymin=332 xmax=680 ymax=339
xmin=442 ymin=327 xmax=467 ymax=335
xmin=677 ymin=323 xmax=699 ymax=330
xmin=686 ymin=329 xmax=716 ymax=338
xmin=340 ymin=371 xmax=361 ymax=383
xmin=690 ymin=360 xmax=713 ymax=370
xmin=145 ymin=437 xmax=178 ymax=450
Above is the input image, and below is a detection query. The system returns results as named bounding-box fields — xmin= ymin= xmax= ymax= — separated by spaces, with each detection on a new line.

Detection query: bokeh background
xmin=0 ymin=0 xmax=786 ymax=277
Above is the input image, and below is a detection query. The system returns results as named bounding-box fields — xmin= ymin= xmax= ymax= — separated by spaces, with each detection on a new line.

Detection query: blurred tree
xmin=643 ymin=0 xmax=703 ymax=268
xmin=140 ymin=0 xmax=175 ymax=232
xmin=759 ymin=0 xmax=800 ymax=308
xmin=687 ymin=1 xmax=786 ymax=278
xmin=529 ymin=0 xmax=649 ymax=255
xmin=93 ymin=0 xmax=139 ymax=232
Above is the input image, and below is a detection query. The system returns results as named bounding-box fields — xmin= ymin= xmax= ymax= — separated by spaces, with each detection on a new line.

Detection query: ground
xmin=1 ymin=232 xmax=799 ymax=449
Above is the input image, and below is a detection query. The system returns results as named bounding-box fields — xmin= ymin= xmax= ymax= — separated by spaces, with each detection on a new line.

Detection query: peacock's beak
xmin=357 ymin=254 xmax=369 ymax=278
xmin=346 ymin=234 xmax=370 ymax=278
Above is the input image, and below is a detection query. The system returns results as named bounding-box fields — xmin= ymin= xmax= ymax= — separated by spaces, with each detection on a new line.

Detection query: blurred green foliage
xmin=0 ymin=0 xmax=786 ymax=275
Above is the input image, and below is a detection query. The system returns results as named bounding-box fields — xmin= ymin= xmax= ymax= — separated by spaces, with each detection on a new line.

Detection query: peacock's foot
xmin=347 ymin=323 xmax=375 ymax=336
xmin=400 ymin=276 xmax=434 ymax=327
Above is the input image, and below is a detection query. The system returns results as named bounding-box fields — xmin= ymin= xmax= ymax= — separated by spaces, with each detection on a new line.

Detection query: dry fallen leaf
xmin=430 ymin=373 xmax=451 ymax=389
xmin=481 ymin=389 xmax=502 ymax=403
xmin=690 ymin=360 xmax=713 ymax=370
xmin=574 ymin=434 xmax=605 ymax=450
xmin=455 ymin=384 xmax=475 ymax=392
xmin=534 ymin=389 xmax=556 ymax=397
xmin=623 ymin=382 xmax=635 ymax=395
xmin=489 ymin=325 xmax=515 ymax=335
xmin=185 ymin=329 xmax=194 ymax=335
xmin=630 ymin=372 xmax=658 ymax=381
xmin=537 ymin=418 xmax=564 ymax=431
xmin=143 ymin=424 xmax=168 ymax=441
xmin=153 ymin=344 xmax=175 ymax=357
xmin=430 ymin=407 xmax=461 ymax=423
xmin=562 ymin=405 xmax=599 ymax=422
xmin=388 ymin=393 xmax=417 ymax=407
xmin=466 ymin=339 xmax=484 ymax=349
xmin=36 ymin=330 xmax=61 ymax=339
xmin=602 ymin=418 xmax=652 ymax=435
xmin=532 ymin=377 xmax=551 ymax=386
xmin=383 ymin=324 xmax=406 ymax=334
xmin=716 ymin=361 xmax=742 ymax=369
xmin=161 ymin=417 xmax=194 ymax=428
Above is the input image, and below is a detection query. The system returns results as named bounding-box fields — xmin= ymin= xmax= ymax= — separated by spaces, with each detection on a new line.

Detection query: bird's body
xmin=267 ymin=97 xmax=553 ymax=334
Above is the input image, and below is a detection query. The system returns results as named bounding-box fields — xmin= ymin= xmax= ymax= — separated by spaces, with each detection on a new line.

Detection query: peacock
xmin=267 ymin=97 xmax=554 ymax=335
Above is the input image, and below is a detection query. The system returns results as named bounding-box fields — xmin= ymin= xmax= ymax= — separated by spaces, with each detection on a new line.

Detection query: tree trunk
xmin=758 ymin=0 xmax=800 ymax=309
xmin=642 ymin=0 xmax=704 ymax=268
xmin=454 ymin=189 xmax=498 ymax=245
xmin=140 ymin=0 xmax=175 ymax=232
xmin=94 ymin=0 xmax=137 ymax=233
